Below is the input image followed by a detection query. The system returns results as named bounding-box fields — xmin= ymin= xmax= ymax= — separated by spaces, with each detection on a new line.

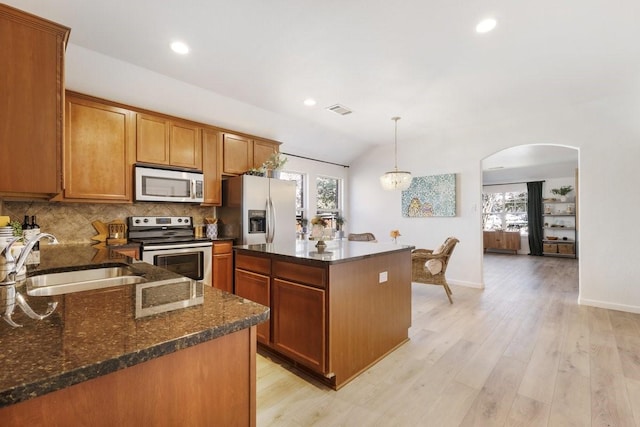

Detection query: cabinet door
xmin=63 ymin=94 xmax=134 ymax=201
xmin=272 ymin=278 xmax=326 ymax=374
xmin=222 ymin=133 xmax=252 ymax=175
xmin=253 ymin=139 xmax=278 ymax=169
xmin=136 ymin=113 xmax=170 ymax=165
xmin=202 ymin=128 xmax=222 ymax=205
xmin=504 ymin=232 xmax=521 ymax=251
xmin=235 ymin=269 xmax=270 ymax=343
xmin=0 ymin=5 xmax=69 ymax=195
xmin=212 ymin=241 xmax=233 ymax=292
xmin=169 ymin=121 xmax=202 ymax=169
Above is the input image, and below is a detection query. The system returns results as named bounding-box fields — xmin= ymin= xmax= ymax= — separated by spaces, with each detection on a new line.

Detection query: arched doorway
xmin=481 ymin=144 xmax=579 ymax=286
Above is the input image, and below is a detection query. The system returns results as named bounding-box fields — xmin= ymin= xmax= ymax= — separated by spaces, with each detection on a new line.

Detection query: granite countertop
xmin=0 ymin=244 xmax=269 ymax=407
xmin=235 ymin=239 xmax=413 ymax=263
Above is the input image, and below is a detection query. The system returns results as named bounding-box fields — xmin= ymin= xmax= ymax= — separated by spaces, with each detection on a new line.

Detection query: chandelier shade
xmin=380 ymin=116 xmax=412 ymax=191
xmin=380 ymin=170 xmax=413 ymax=190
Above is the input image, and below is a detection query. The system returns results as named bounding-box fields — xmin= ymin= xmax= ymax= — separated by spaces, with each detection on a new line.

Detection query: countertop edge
xmin=234 ymin=243 xmax=413 ymax=265
xmin=0 ymin=310 xmax=269 ymax=407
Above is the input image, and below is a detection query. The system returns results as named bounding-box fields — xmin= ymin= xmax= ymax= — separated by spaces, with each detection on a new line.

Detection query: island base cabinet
xmin=235 ymin=269 xmax=271 ymax=344
xmin=0 ymin=327 xmax=257 ymax=427
xmin=272 ymin=278 xmax=326 ymax=374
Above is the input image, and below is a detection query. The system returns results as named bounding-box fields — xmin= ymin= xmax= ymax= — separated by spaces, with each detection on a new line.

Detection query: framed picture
xmin=401 ymin=174 xmax=456 ymax=217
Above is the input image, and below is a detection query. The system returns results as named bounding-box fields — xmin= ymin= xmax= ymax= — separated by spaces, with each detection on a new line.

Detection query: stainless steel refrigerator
xmin=218 ymin=175 xmax=296 ymax=245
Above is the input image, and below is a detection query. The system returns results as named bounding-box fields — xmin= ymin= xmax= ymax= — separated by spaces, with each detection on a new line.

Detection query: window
xmin=279 ymin=171 xmax=304 ymax=212
xmin=483 ymin=191 xmax=528 ymax=233
xmin=316 ymin=176 xmax=341 ymax=228
xmin=316 ymin=176 xmax=339 ymax=212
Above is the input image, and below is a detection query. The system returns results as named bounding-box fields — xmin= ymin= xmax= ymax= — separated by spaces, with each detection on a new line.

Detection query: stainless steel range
xmin=128 ymin=216 xmax=212 ymax=286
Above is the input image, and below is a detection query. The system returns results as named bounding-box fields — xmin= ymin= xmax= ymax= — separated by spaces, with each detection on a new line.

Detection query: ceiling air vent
xmin=326 ymin=104 xmax=353 ymax=116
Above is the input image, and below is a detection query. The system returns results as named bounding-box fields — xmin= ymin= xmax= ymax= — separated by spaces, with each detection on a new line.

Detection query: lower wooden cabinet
xmin=272 ymin=278 xmax=326 ymax=373
xmin=212 ymin=240 xmax=233 ymax=292
xmin=483 ymin=231 xmax=521 ymax=254
xmin=235 ymin=269 xmax=270 ymax=344
xmin=234 ymin=248 xmax=411 ymax=389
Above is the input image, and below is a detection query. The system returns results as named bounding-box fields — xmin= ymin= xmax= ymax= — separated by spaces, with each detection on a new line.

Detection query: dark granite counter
xmin=0 ymin=244 xmax=269 ymax=407
xmin=235 ymin=239 xmax=413 ymax=263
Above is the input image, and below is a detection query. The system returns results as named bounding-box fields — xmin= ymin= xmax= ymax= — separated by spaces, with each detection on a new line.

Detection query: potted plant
xmin=261 ymin=152 xmax=288 ymax=178
xmin=551 ymin=185 xmax=573 ymax=202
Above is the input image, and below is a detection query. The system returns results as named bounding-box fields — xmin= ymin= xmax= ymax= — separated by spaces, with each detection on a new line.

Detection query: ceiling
xmin=6 ymin=0 xmax=640 ymax=165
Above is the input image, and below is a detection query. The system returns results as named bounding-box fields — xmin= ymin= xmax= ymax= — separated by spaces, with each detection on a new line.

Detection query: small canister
xmin=206 ymin=224 xmax=218 ymax=239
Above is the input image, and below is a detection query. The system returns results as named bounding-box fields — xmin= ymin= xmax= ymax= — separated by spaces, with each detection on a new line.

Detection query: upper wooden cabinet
xmin=0 ymin=4 xmax=70 ymax=197
xmin=136 ymin=114 xmax=202 ymax=170
xmin=253 ymin=139 xmax=278 ymax=169
xmin=58 ymin=93 xmax=135 ymax=202
xmin=202 ymin=128 xmax=222 ymax=206
xmin=222 ymin=133 xmax=280 ymax=175
xmin=222 ymin=133 xmax=252 ymax=175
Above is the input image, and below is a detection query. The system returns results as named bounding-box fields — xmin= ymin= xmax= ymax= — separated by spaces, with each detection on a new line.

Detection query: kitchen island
xmin=0 ymin=244 xmax=268 ymax=426
xmin=234 ymin=239 xmax=412 ymax=389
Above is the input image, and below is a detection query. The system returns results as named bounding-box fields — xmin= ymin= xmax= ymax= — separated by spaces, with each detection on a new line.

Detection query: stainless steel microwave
xmin=134 ymin=165 xmax=204 ymax=203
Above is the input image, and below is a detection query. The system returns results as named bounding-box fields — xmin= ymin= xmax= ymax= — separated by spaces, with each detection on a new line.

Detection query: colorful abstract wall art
xmin=401 ymin=174 xmax=456 ymax=217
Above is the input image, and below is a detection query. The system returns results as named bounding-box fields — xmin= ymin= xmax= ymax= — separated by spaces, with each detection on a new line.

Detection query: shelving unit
xmin=542 ymin=200 xmax=577 ymax=258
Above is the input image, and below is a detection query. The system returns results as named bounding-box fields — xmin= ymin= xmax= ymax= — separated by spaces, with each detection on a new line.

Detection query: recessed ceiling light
xmin=476 ymin=18 xmax=497 ymax=34
xmin=170 ymin=41 xmax=190 ymax=54
xmin=303 ymin=98 xmax=317 ymax=107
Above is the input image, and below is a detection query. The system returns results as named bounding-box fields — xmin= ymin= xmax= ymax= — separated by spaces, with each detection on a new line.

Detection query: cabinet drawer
xmin=213 ymin=241 xmax=233 ymax=254
xmin=235 ymin=252 xmax=271 ymax=275
xmin=273 ymin=260 xmax=326 ymax=288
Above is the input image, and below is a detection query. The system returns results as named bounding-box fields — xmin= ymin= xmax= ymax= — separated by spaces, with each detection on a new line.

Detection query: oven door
xmin=141 ymin=242 xmax=212 ymax=286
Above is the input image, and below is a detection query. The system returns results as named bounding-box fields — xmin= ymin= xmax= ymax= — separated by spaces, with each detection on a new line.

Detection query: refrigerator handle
xmin=266 ymin=197 xmax=275 ymax=243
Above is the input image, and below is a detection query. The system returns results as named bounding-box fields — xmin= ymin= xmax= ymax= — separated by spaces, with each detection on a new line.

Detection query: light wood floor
xmin=256 ymin=254 xmax=640 ymax=426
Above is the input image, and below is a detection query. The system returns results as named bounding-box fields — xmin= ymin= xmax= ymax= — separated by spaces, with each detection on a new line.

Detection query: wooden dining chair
xmin=347 ymin=233 xmax=377 ymax=242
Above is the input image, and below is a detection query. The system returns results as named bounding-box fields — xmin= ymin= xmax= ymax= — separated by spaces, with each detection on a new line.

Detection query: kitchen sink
xmin=26 ymin=266 xmax=147 ymax=296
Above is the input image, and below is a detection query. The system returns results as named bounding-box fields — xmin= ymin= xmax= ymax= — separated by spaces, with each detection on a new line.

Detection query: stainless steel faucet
xmin=1 ymin=233 xmax=59 ymax=285
xmin=0 ymin=233 xmax=59 ymax=327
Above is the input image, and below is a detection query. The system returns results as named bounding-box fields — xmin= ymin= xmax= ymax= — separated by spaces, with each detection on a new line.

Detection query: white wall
xmin=64 ymin=43 xmax=640 ymax=314
xmin=282 ymin=155 xmax=350 ymax=226
xmin=351 ymin=102 xmax=640 ymax=313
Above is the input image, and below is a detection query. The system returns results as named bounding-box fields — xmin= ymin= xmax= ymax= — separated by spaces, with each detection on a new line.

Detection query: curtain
xmin=527 ymin=181 xmax=544 ymax=256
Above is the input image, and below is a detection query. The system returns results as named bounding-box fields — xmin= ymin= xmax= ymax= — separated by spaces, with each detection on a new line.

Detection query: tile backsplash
xmin=1 ymin=200 xmax=215 ymax=244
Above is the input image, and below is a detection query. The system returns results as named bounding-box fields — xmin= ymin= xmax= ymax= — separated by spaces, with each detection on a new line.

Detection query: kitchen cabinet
xmin=253 ymin=139 xmax=278 ymax=169
xmin=136 ymin=113 xmax=202 ymax=170
xmin=234 ymin=246 xmax=411 ymax=389
xmin=202 ymin=128 xmax=222 ymax=205
xmin=212 ymin=240 xmax=233 ymax=292
xmin=1 ymin=328 xmax=257 ymax=426
xmin=57 ymin=93 xmax=135 ymax=202
xmin=272 ymin=278 xmax=326 ymax=374
xmin=483 ymin=230 xmax=521 ymax=254
xmin=235 ymin=256 xmax=271 ymax=344
xmin=222 ymin=133 xmax=280 ymax=175
xmin=222 ymin=133 xmax=253 ymax=175
xmin=0 ymin=4 xmax=69 ymax=197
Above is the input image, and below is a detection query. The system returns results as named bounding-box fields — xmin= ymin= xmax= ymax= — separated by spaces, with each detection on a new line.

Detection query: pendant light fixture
xmin=380 ymin=116 xmax=412 ymax=191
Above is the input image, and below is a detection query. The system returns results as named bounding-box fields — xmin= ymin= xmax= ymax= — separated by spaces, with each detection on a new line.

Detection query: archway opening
xmin=481 ymin=144 xmax=579 ymax=288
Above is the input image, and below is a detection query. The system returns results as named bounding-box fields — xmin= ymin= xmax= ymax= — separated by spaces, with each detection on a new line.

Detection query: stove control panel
xmin=128 ymin=216 xmax=192 ymax=229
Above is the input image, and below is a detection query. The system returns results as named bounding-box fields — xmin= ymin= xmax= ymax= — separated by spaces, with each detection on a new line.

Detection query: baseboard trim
xmin=578 ymin=297 xmax=640 ymax=314
xmin=448 ymin=279 xmax=484 ymax=289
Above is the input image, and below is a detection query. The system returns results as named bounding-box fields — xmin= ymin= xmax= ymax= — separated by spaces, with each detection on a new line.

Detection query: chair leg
xmin=443 ymin=283 xmax=453 ymax=304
